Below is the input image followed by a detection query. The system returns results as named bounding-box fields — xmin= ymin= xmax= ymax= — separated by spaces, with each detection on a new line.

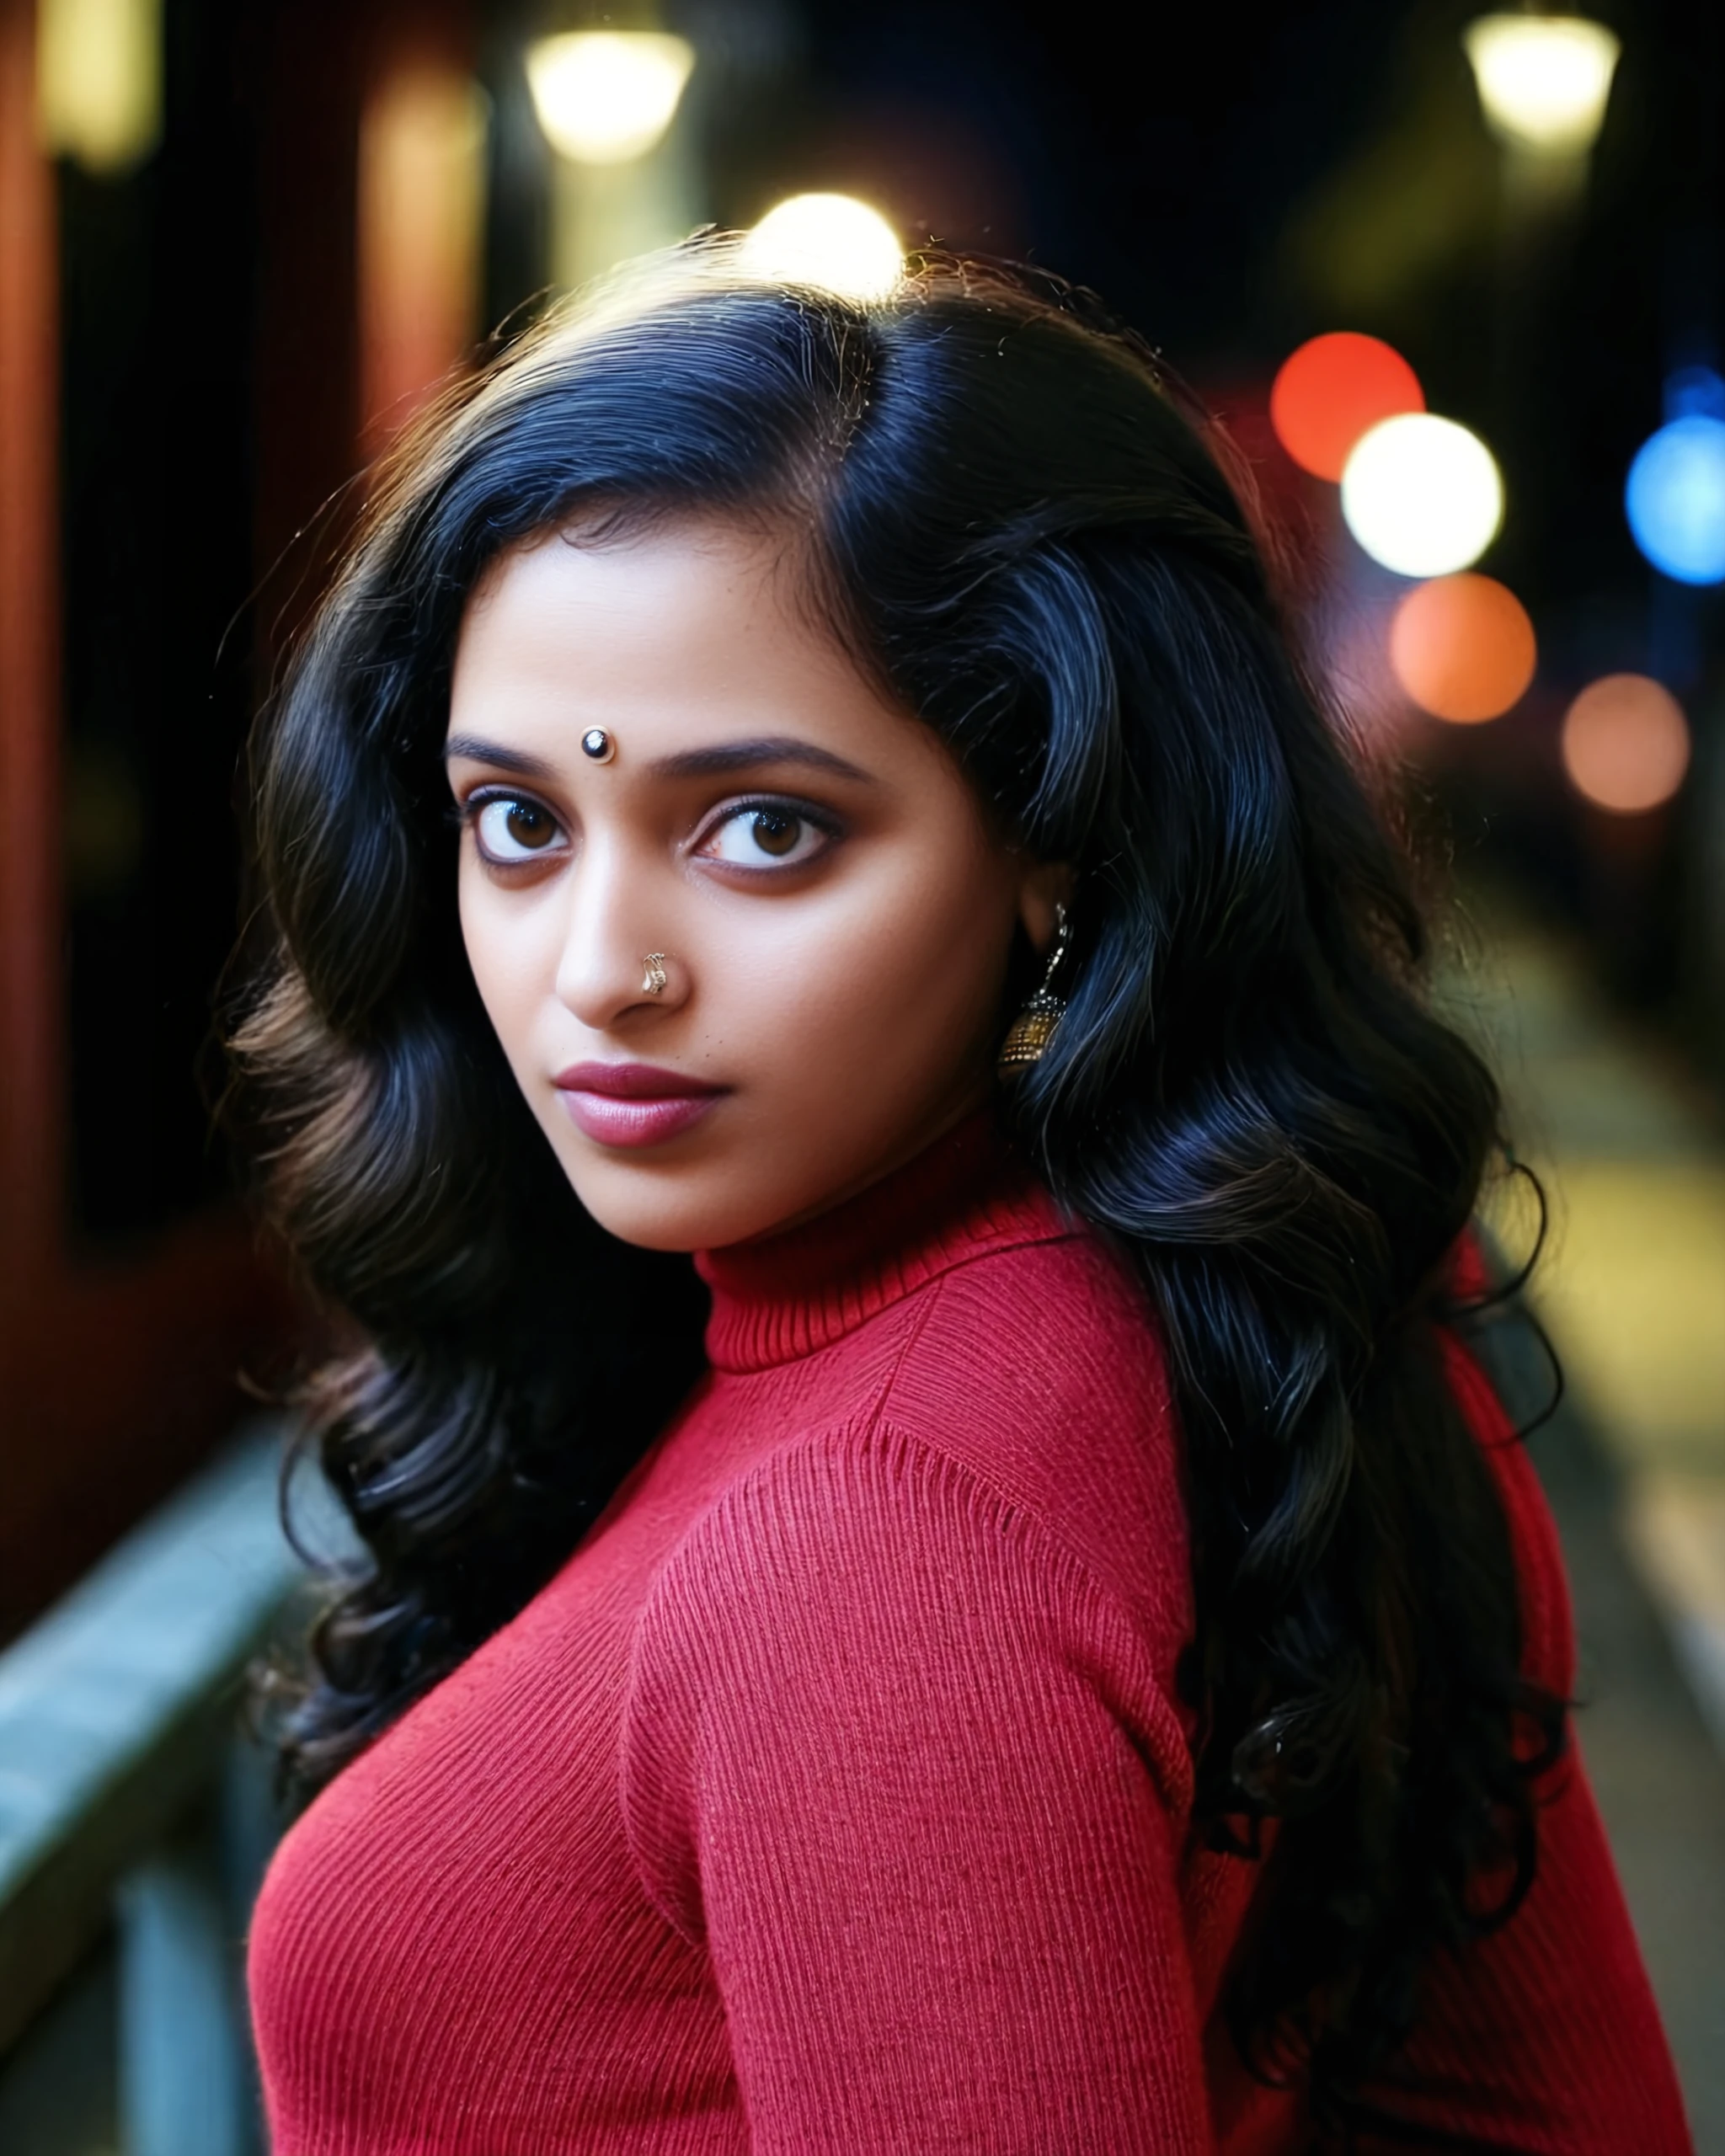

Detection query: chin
xmin=563 ymin=1158 xmax=775 ymax=1256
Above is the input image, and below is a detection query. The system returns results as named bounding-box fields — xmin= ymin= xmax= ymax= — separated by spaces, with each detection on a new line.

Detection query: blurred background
xmin=0 ymin=0 xmax=1722 ymax=2148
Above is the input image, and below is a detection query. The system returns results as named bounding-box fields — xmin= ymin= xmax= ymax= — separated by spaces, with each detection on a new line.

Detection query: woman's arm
xmin=622 ymin=1419 xmax=1213 ymax=2154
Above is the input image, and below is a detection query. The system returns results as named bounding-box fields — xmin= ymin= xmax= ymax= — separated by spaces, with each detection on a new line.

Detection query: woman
xmin=232 ymin=243 xmax=1690 ymax=2152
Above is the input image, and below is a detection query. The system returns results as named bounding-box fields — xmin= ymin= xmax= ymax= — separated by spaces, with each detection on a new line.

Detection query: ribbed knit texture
xmin=247 ymin=1106 xmax=1692 ymax=2154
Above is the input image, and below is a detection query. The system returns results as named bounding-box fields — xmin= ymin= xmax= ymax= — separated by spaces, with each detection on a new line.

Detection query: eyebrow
xmin=443 ymin=735 xmax=558 ymax=780
xmin=645 ymin=735 xmax=876 ymax=784
xmin=442 ymin=733 xmax=877 ymax=786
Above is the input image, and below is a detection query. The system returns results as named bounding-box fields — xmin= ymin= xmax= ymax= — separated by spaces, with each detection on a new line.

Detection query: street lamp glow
xmin=526 ymin=31 xmax=694 ymax=165
xmin=739 ymin=195 xmax=904 ymax=302
xmin=37 ymin=0 xmax=163 ymax=173
xmin=1340 ymin=414 xmax=1504 ymax=578
xmin=1463 ymin=14 xmax=1621 ymax=156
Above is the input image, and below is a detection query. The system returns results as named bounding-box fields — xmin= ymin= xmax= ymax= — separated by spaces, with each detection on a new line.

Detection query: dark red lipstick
xmin=553 ymin=1061 xmax=727 ymax=1148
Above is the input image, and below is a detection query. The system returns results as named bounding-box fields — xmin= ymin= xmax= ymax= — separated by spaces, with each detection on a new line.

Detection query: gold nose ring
xmin=641 ymin=953 xmax=669 ymax=996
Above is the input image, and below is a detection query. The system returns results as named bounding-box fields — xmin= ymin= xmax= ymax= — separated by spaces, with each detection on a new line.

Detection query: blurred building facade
xmin=4 ymin=0 xmax=1723 ymax=1626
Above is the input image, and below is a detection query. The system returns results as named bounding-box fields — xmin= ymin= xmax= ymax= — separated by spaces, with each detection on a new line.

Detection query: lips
xmin=553 ymin=1061 xmax=727 ymax=1150
xmin=554 ymin=1062 xmax=724 ymax=1099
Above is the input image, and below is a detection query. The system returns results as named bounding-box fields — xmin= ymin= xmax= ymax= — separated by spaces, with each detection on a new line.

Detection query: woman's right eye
xmin=469 ymin=795 xmax=569 ymax=865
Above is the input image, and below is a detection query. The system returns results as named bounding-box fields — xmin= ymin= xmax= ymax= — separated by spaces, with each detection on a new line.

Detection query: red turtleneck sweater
xmin=247 ymin=1108 xmax=1690 ymax=2153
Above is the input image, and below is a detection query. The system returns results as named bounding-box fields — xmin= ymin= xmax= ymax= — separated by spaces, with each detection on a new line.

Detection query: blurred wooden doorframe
xmin=0 ymin=0 xmax=62 ymax=1305
xmin=0 ymin=0 xmax=483 ymax=1638
xmin=0 ymin=0 xmax=291 ymax=1641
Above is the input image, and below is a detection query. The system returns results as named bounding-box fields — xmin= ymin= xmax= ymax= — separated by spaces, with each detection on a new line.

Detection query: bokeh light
xmin=1341 ymin=414 xmax=1504 ymax=577
xmin=526 ymin=32 xmax=695 ymax=165
xmin=1561 ymin=674 xmax=1691 ymax=813
xmin=1388 ymin=574 xmax=1536 ymax=723
xmin=1462 ymin=15 xmax=1621 ymax=156
xmin=739 ymin=195 xmax=904 ymax=302
xmin=1626 ymin=414 xmax=1725 ymax=584
xmin=36 ymin=0 xmax=163 ymax=173
xmin=1269 ymin=333 xmax=1424 ymax=482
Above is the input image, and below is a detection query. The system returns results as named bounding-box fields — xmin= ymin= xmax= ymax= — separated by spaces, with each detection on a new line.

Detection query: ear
xmin=1015 ymin=857 xmax=1076 ymax=957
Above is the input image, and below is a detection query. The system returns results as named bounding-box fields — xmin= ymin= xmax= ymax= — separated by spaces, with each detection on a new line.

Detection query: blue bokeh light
xmin=1626 ymin=410 xmax=1725 ymax=584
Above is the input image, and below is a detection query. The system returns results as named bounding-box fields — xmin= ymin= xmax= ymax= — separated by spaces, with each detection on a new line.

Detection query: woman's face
xmin=446 ymin=515 xmax=1067 ymax=1253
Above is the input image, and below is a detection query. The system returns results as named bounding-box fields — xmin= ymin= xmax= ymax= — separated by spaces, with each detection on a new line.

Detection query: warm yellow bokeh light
xmin=37 ymin=0 xmax=162 ymax=174
xmin=1561 ymin=675 xmax=1691 ymax=814
xmin=1341 ymin=414 xmax=1503 ymax=579
xmin=739 ymin=195 xmax=904 ymax=302
xmin=526 ymin=32 xmax=694 ymax=166
xmin=1463 ymin=15 xmax=1621 ymax=156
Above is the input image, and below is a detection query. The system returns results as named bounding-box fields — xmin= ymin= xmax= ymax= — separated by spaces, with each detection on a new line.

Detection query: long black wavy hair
xmin=228 ymin=241 xmax=1563 ymax=2132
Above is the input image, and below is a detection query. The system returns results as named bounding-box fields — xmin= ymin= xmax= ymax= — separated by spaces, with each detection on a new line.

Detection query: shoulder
xmin=868 ymin=1220 xmax=1191 ymax=1645
xmin=623 ymin=1219 xmax=1195 ymax=1791
xmin=621 ymin=1411 xmax=1197 ymax=1942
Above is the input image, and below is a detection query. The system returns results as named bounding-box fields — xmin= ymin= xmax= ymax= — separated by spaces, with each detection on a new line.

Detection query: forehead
xmin=446 ymin=514 xmax=935 ymax=774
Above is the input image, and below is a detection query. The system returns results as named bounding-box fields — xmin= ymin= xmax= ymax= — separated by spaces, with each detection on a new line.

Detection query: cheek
xmin=457 ymin=867 xmax=549 ymax=1067
xmin=764 ymin=835 xmax=1019 ymax=1093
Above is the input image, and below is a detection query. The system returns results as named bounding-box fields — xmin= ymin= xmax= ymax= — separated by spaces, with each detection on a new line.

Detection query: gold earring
xmin=641 ymin=953 xmax=669 ymax=996
xmin=997 ymin=904 xmax=1071 ymax=1079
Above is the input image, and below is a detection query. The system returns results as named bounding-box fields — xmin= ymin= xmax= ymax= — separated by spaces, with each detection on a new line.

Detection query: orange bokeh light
xmin=1269 ymin=333 xmax=1424 ymax=482
xmin=1561 ymin=674 xmax=1690 ymax=814
xmin=1387 ymin=574 xmax=1536 ymax=723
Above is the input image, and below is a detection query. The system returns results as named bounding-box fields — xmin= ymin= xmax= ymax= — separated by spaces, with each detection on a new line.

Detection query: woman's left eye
xmin=697 ymin=802 xmax=834 ymax=872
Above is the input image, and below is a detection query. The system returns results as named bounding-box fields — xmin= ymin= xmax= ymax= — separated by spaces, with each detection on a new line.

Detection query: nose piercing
xmin=581 ymin=728 xmax=615 ymax=763
xmin=641 ymin=953 xmax=669 ymax=995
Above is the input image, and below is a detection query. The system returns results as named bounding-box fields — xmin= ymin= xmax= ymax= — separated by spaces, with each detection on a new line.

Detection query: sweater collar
xmin=693 ymin=1102 xmax=1075 ymax=1373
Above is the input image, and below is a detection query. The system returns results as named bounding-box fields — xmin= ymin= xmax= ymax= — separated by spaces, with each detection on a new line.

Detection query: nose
xmin=553 ymin=836 xmax=686 ymax=1030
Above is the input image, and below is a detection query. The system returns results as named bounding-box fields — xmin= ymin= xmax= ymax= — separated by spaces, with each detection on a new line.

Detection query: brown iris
xmin=750 ymin=808 xmax=800 ymax=856
xmin=505 ymin=801 xmax=556 ymax=849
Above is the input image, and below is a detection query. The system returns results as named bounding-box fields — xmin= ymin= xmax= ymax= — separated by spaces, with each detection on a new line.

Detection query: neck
xmin=693 ymin=1099 xmax=1071 ymax=1373
xmin=729 ymin=1080 xmax=998 ymax=1246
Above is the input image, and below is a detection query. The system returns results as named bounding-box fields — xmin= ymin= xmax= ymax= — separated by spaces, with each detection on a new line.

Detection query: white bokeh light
xmin=1340 ymin=414 xmax=1504 ymax=579
xmin=526 ymin=32 xmax=694 ymax=165
xmin=739 ymin=195 xmax=904 ymax=302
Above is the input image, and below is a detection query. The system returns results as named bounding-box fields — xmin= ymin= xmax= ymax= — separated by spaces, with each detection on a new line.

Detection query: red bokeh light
xmin=1270 ymin=333 xmax=1425 ymax=482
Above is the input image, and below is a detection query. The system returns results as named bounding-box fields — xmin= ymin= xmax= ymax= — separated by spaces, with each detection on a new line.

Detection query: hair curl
xmin=227 ymin=243 xmax=1564 ymax=2132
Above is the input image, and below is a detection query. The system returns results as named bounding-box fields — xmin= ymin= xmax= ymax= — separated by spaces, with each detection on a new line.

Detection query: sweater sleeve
xmin=1339 ymin=1753 xmax=1693 ymax=2154
xmin=620 ymin=1419 xmax=1211 ymax=2154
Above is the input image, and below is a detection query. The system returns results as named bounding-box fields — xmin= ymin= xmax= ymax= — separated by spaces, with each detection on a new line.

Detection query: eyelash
xmin=454 ymin=788 xmax=845 ymax=873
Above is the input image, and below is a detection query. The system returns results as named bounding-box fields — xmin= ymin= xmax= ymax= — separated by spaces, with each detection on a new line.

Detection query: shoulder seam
xmin=910 ymin=1220 xmax=1151 ymax=1317
xmin=629 ymin=1417 xmax=1196 ymax=1800
xmin=861 ymin=1269 xmax=953 ymax=1437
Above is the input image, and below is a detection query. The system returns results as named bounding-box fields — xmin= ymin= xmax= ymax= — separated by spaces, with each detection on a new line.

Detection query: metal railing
xmin=0 ymin=1426 xmax=310 ymax=2156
